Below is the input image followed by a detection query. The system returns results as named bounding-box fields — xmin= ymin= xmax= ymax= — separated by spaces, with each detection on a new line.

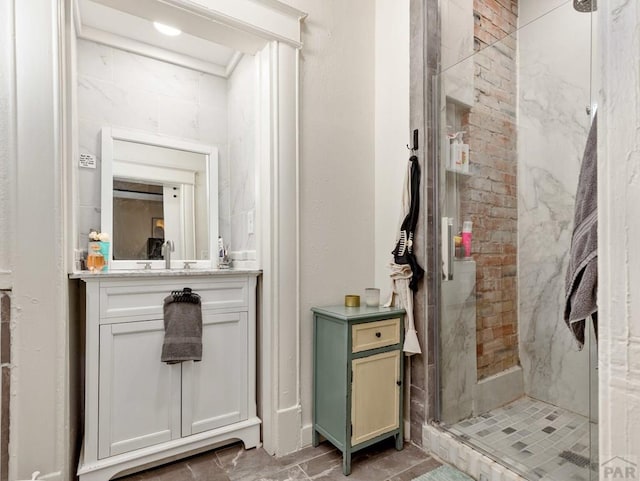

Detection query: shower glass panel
xmin=434 ymin=1 xmax=597 ymax=480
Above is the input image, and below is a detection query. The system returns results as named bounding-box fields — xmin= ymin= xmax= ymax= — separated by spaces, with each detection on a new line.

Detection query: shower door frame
xmin=426 ymin=3 xmax=599 ymax=480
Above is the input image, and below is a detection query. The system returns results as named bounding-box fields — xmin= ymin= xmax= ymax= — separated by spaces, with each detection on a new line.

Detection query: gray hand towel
xmin=161 ymin=292 xmax=203 ymax=364
xmin=564 ymin=114 xmax=597 ymax=349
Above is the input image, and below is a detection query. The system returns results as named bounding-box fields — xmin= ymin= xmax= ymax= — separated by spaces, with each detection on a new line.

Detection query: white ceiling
xmin=77 ymin=0 xmax=243 ymax=76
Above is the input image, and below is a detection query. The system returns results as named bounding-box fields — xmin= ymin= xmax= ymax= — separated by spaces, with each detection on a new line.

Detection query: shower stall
xmin=429 ymin=0 xmax=599 ymax=479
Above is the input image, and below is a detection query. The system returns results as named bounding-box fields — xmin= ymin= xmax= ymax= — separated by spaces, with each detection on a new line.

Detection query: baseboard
xmin=230 ymin=260 xmax=258 ymax=269
xmin=273 ymin=404 xmax=302 ymax=456
xmin=229 ymin=251 xmax=257 ymax=270
xmin=230 ymin=250 xmax=257 ymax=260
xmin=300 ymin=423 xmax=313 ymax=447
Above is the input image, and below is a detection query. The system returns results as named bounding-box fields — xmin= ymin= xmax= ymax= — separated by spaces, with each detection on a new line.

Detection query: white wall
xmin=0 ymin=4 xmax=13 ymax=477
xmin=599 ymin=0 xmax=640 ymax=470
xmin=278 ymin=0 xmax=376 ymax=445
xmin=12 ymin=0 xmax=70 ymax=478
xmin=227 ymin=55 xmax=257 ymax=261
xmin=0 ymin=0 xmax=14 ymax=284
xmin=5 ymin=0 xmax=381 ymax=474
xmin=75 ymin=39 xmax=231 ymax=252
xmin=374 ymin=0 xmax=410 ymax=302
xmin=517 ymin=0 xmax=595 ymax=417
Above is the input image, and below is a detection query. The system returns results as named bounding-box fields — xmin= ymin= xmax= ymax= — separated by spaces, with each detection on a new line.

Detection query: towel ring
xmin=171 ymin=287 xmax=201 ymax=303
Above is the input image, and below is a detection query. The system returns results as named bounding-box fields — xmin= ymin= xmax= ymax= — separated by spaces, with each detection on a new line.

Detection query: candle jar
xmin=364 ymin=288 xmax=380 ymax=307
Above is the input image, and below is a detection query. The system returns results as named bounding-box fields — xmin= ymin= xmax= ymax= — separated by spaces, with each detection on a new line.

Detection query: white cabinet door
xmin=351 ymin=350 xmax=401 ymax=446
xmin=181 ymin=311 xmax=248 ymax=436
xmin=98 ymin=320 xmax=181 ymax=458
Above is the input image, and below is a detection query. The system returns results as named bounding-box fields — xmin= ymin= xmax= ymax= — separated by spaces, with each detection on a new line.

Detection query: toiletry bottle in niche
xmin=445 ymin=127 xmax=453 ymax=170
xmin=460 ymin=143 xmax=470 ymax=174
xmin=462 ymin=221 xmax=473 ymax=258
xmin=450 ymin=132 xmax=462 ymax=171
xmin=454 ymin=235 xmax=463 ymax=258
xmin=449 ymin=131 xmax=469 ymax=172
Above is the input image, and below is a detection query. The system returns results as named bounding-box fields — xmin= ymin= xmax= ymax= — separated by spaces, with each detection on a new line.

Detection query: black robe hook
xmin=406 ymin=129 xmax=419 ymax=153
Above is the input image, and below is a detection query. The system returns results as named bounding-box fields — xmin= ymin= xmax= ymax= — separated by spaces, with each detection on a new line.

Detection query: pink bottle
xmin=462 ymin=221 xmax=473 ymax=258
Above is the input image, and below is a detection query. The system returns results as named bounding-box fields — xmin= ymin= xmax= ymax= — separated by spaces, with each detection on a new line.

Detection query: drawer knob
xmin=375 ymin=332 xmax=382 ymax=338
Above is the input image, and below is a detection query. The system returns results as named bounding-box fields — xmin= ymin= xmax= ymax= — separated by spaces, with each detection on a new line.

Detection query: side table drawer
xmin=352 ymin=318 xmax=400 ymax=353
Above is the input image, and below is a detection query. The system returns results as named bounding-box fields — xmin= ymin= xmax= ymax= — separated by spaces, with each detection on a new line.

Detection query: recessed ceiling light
xmin=153 ymin=21 xmax=182 ymax=37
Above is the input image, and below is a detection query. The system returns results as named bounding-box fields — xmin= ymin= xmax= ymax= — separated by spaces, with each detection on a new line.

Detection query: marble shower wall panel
xmin=441 ymin=0 xmax=474 ymax=106
xmin=227 ymin=55 xmax=257 ymax=257
xmin=408 ymin=0 xmax=430 ymax=445
xmin=517 ymin=1 xmax=594 ymax=417
xmin=423 ymin=0 xmax=441 ymax=429
xmin=440 ymin=259 xmax=477 ymax=424
xmin=75 ymin=39 xmax=230 ymax=249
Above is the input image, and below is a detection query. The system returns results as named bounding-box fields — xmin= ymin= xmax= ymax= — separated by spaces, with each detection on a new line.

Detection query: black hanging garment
xmin=391 ymin=155 xmax=424 ymax=291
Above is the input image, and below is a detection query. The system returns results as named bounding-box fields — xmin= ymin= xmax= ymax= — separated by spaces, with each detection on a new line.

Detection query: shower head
xmin=574 ymin=0 xmax=597 ymax=12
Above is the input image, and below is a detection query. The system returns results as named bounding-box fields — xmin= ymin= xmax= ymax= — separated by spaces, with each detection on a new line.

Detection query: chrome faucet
xmin=162 ymin=240 xmax=175 ymax=269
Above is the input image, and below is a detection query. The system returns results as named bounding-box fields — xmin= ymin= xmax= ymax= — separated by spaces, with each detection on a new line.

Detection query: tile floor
xmin=444 ymin=396 xmax=598 ymax=481
xmin=114 ymin=438 xmax=443 ymax=481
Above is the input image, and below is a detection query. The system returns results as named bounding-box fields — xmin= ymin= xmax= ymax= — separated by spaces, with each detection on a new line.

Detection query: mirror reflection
xmin=102 ymin=128 xmax=218 ymax=268
xmin=112 ymin=180 xmax=165 ymax=260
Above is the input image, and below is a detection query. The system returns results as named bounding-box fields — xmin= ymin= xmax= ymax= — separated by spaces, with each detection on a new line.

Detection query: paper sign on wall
xmin=79 ymin=153 xmax=96 ymax=169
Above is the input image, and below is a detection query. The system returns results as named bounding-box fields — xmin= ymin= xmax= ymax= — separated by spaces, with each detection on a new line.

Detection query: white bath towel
xmin=384 ymin=261 xmax=421 ymax=355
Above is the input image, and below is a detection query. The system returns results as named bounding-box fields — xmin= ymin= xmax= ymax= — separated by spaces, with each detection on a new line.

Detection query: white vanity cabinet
xmin=76 ymin=271 xmax=261 ymax=481
xmin=98 ymin=319 xmax=182 ymax=458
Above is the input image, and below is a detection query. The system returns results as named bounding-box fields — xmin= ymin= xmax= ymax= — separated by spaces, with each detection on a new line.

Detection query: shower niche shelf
xmin=445 ymin=168 xmax=472 ymax=176
xmin=443 ymin=100 xmax=471 ymax=177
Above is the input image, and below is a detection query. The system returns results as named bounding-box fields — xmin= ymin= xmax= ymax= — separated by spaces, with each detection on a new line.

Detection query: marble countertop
xmin=69 ymin=268 xmax=262 ymax=280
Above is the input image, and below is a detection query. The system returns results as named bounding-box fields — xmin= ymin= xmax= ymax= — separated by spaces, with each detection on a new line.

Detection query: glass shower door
xmin=433 ymin=1 xmax=598 ymax=480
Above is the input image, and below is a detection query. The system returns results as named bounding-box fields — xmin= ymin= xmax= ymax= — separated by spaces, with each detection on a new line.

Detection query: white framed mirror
xmin=101 ymin=127 xmax=218 ymax=269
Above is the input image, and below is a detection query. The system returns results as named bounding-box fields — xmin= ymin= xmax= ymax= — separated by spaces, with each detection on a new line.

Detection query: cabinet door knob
xmin=396 ymin=380 xmax=402 ymax=386
xmin=375 ymin=332 xmax=382 ymax=338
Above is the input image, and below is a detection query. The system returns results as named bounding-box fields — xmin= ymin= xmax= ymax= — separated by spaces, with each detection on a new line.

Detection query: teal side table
xmin=311 ymin=305 xmax=406 ymax=475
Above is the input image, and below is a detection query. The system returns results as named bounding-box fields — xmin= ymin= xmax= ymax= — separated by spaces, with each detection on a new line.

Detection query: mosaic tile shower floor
xmin=444 ymin=396 xmax=598 ymax=481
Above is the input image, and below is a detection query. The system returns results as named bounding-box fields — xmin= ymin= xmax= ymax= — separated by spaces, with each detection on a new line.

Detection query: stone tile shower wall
xmin=76 ymin=39 xmax=244 ymax=255
xmin=227 ymin=55 xmax=257 ymax=260
xmin=517 ymin=1 xmax=595 ymax=418
xmin=409 ymin=0 xmax=436 ymax=445
xmin=459 ymin=0 xmax=519 ymax=380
